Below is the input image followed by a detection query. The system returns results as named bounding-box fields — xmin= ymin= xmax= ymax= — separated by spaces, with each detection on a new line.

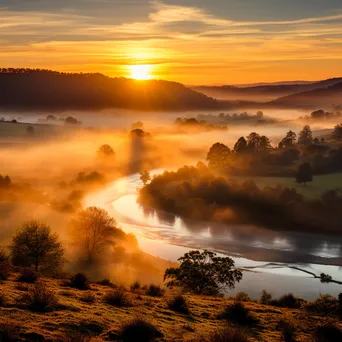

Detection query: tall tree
xmin=233 ymin=137 xmax=247 ymax=154
xmin=71 ymin=207 xmax=120 ymax=263
xmin=140 ymin=170 xmax=151 ymax=185
xmin=332 ymin=124 xmax=342 ymax=141
xmin=280 ymin=130 xmax=297 ymax=148
xmin=296 ymin=163 xmax=313 ymax=186
xmin=206 ymin=143 xmax=233 ymax=169
xmin=164 ymin=250 xmax=242 ymax=296
xmin=298 ymin=125 xmax=313 ymax=146
xmin=10 ymin=221 xmax=64 ymax=272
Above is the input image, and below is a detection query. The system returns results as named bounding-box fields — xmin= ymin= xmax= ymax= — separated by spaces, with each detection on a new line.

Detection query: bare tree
xmin=71 ymin=207 xmax=120 ymax=263
xmin=10 ymin=221 xmax=64 ymax=272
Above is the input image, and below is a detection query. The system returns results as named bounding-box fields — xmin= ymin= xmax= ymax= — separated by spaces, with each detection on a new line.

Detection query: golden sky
xmin=1 ymin=0 xmax=342 ymax=84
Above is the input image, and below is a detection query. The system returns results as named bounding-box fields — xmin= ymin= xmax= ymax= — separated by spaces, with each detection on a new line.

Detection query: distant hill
xmin=270 ymin=81 xmax=342 ymax=109
xmin=194 ymin=78 xmax=342 ymax=102
xmin=0 ymin=69 xmax=219 ymax=111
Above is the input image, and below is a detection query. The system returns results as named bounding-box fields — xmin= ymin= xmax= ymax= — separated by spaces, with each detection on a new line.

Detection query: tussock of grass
xmin=145 ymin=284 xmax=165 ymax=297
xmin=314 ymin=322 xmax=342 ymax=342
xmin=104 ymin=288 xmax=131 ymax=307
xmin=80 ymin=292 xmax=96 ymax=303
xmin=130 ymin=281 xmax=141 ymax=291
xmin=66 ymin=273 xmax=91 ymax=290
xmin=217 ymin=302 xmax=258 ymax=325
xmin=167 ymin=295 xmax=190 ymax=314
xmin=119 ymin=317 xmax=163 ymax=342
xmin=19 ymin=282 xmax=60 ymax=312
xmin=97 ymin=278 xmax=115 ymax=287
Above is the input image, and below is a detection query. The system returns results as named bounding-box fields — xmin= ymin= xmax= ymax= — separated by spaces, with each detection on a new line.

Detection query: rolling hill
xmin=0 ymin=69 xmax=219 ymax=112
xmin=194 ymin=78 xmax=342 ymax=102
xmin=270 ymin=81 xmax=342 ymax=108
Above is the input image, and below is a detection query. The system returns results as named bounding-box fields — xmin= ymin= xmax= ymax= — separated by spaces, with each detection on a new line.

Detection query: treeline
xmin=138 ymin=164 xmax=342 ymax=235
xmin=0 ymin=68 xmax=219 ymax=111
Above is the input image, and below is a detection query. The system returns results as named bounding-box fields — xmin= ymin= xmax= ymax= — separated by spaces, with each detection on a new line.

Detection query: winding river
xmin=84 ymin=170 xmax=342 ymax=300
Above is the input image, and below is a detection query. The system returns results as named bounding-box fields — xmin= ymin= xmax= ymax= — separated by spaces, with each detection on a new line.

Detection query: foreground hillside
xmin=0 ymin=273 xmax=341 ymax=341
xmin=0 ymin=69 xmax=218 ymax=111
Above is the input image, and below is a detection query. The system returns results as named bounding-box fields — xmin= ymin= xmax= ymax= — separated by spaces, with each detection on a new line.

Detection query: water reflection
xmin=84 ymin=171 xmax=342 ymax=299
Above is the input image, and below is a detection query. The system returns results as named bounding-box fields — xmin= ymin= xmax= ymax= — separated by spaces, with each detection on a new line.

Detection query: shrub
xmin=119 ymin=317 xmax=163 ymax=342
xmin=217 ymin=302 xmax=257 ymax=325
xmin=16 ymin=283 xmax=29 ymax=292
xmin=277 ymin=318 xmax=297 ymax=342
xmin=145 ymin=284 xmax=165 ymax=297
xmin=314 ymin=322 xmax=342 ymax=342
xmin=0 ymin=320 xmax=21 ymax=341
xmin=130 ymin=281 xmax=141 ymax=291
xmin=22 ymin=282 xmax=59 ymax=312
xmin=104 ymin=288 xmax=131 ymax=307
xmin=80 ymin=292 xmax=96 ymax=303
xmin=17 ymin=268 xmax=39 ymax=283
xmin=305 ymin=294 xmax=339 ymax=315
xmin=195 ymin=326 xmax=250 ymax=342
xmin=167 ymin=295 xmax=190 ymax=314
xmin=67 ymin=273 xmax=90 ymax=290
xmin=97 ymin=278 xmax=115 ymax=287
xmin=271 ymin=293 xmax=303 ymax=309
xmin=260 ymin=290 xmax=272 ymax=305
xmin=235 ymin=292 xmax=251 ymax=302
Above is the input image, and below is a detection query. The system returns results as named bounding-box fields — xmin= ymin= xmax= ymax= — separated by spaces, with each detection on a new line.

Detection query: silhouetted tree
xmin=65 ymin=116 xmax=79 ymax=125
xmin=97 ymin=144 xmax=115 ymax=159
xmin=246 ymin=132 xmax=261 ymax=150
xmin=140 ymin=171 xmax=151 ymax=185
xmin=279 ymin=130 xmax=297 ymax=148
xmin=296 ymin=163 xmax=313 ymax=186
xmin=259 ymin=135 xmax=272 ymax=150
xmin=206 ymin=143 xmax=233 ymax=169
xmin=234 ymin=137 xmax=247 ymax=154
xmin=298 ymin=125 xmax=313 ymax=145
xmin=164 ymin=250 xmax=242 ymax=296
xmin=0 ymin=175 xmax=11 ymax=188
xmin=10 ymin=221 xmax=64 ymax=272
xmin=131 ymin=121 xmax=144 ymax=130
xmin=71 ymin=207 xmax=120 ymax=263
xmin=332 ymin=124 xmax=342 ymax=141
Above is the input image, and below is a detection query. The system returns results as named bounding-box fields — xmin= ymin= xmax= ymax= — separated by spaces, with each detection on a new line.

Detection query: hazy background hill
xmin=270 ymin=81 xmax=342 ymax=109
xmin=0 ymin=69 xmax=219 ymax=112
xmin=194 ymin=78 xmax=342 ymax=103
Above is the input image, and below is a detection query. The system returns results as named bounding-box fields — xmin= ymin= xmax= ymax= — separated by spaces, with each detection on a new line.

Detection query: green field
xmin=233 ymin=173 xmax=342 ymax=199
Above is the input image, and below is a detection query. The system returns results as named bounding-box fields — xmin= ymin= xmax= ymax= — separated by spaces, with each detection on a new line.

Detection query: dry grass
xmin=0 ymin=275 xmax=341 ymax=341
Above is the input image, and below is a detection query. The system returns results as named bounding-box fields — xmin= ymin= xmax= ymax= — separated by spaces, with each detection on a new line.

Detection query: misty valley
xmin=1 ymin=68 xmax=342 ymax=341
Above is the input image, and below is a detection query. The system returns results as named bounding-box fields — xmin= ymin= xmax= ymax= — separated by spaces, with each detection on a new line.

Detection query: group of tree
xmin=4 ymin=207 xmax=125 ymax=273
xmin=333 ymin=124 xmax=342 ymax=140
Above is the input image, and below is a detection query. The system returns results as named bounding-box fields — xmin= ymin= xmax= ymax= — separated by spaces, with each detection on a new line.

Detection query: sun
xmin=129 ymin=64 xmax=152 ymax=80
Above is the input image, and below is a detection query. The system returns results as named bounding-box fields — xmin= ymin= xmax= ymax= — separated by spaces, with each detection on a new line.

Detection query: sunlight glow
xmin=129 ymin=64 xmax=152 ymax=80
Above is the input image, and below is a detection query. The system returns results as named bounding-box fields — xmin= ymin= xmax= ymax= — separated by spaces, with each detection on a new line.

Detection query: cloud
xmin=0 ymin=0 xmax=342 ymax=84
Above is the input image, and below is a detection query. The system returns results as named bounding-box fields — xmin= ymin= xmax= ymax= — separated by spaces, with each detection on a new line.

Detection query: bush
xmin=67 ymin=273 xmax=90 ymax=290
xmin=217 ymin=302 xmax=257 ymax=325
xmin=104 ymin=288 xmax=131 ymax=307
xmin=119 ymin=318 xmax=163 ymax=342
xmin=145 ymin=284 xmax=165 ymax=297
xmin=305 ymin=294 xmax=339 ymax=315
xmin=58 ymin=331 xmax=95 ymax=342
xmin=97 ymin=278 xmax=115 ymax=287
xmin=0 ymin=320 xmax=21 ymax=341
xmin=167 ymin=295 xmax=190 ymax=314
xmin=271 ymin=293 xmax=303 ymax=309
xmin=22 ymin=282 xmax=59 ymax=312
xmin=235 ymin=292 xmax=251 ymax=302
xmin=195 ymin=326 xmax=250 ymax=342
xmin=80 ymin=292 xmax=96 ymax=303
xmin=130 ymin=281 xmax=141 ymax=291
xmin=314 ymin=322 xmax=342 ymax=342
xmin=17 ymin=268 xmax=39 ymax=283
xmin=260 ymin=290 xmax=272 ymax=305
xmin=277 ymin=318 xmax=297 ymax=342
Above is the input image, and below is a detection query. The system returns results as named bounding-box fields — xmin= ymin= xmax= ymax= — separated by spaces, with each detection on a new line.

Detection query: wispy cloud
xmin=0 ymin=0 xmax=341 ymax=83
